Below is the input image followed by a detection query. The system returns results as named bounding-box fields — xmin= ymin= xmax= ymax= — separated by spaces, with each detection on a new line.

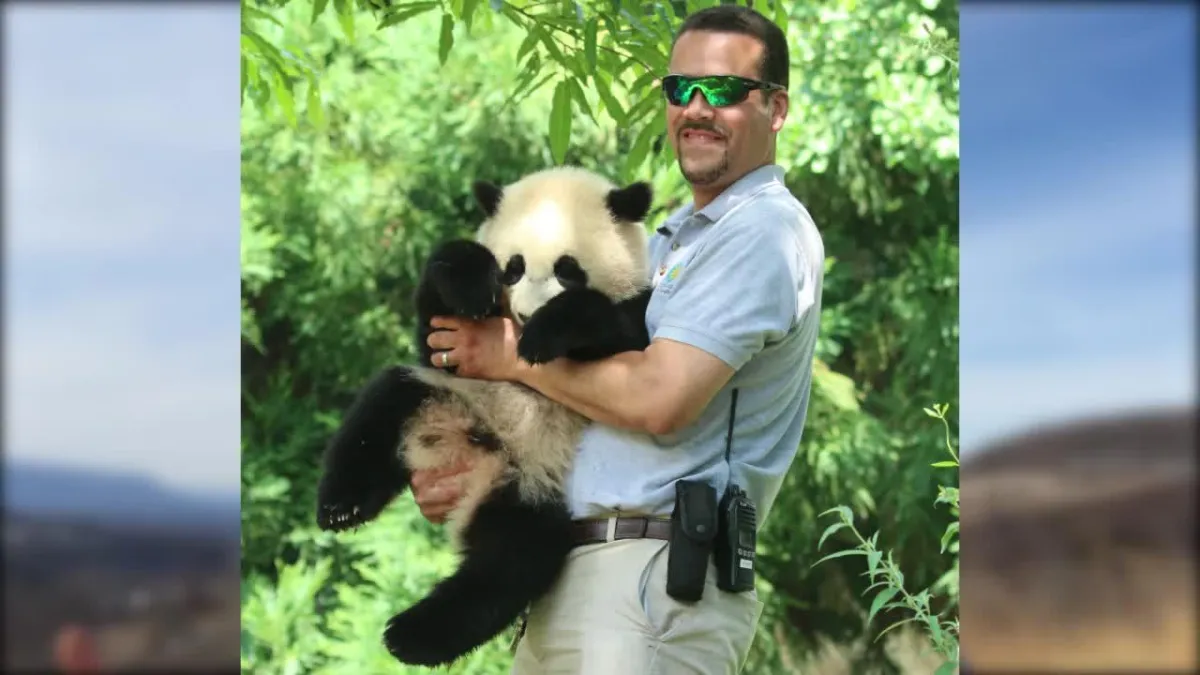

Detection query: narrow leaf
xmin=593 ymin=73 xmax=626 ymax=125
xmin=584 ymin=17 xmax=598 ymax=74
xmin=462 ymin=0 xmax=481 ymax=31
xmin=548 ymin=80 xmax=572 ymax=164
xmin=810 ymin=549 xmax=865 ymax=568
xmin=270 ymin=72 xmax=297 ymax=126
xmin=940 ymin=522 xmax=959 ymax=553
xmin=772 ymin=0 xmax=788 ymax=34
xmin=306 ymin=79 xmax=324 ymax=130
xmin=438 ymin=14 xmax=455 ymax=65
xmin=378 ymin=2 xmax=438 ymax=29
xmin=332 ymin=0 xmax=355 ymax=42
xmin=243 ymin=5 xmax=285 ymax=28
xmin=517 ymin=30 xmax=540 ymax=62
xmin=867 ymin=587 xmax=899 ymax=626
xmin=311 ymin=0 xmax=330 ymax=24
xmin=816 ymin=522 xmax=846 ymax=550
xmin=568 ymin=79 xmax=597 ymax=125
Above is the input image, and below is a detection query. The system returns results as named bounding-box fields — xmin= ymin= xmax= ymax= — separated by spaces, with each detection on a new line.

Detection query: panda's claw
xmin=315 ymin=469 xmax=398 ymax=531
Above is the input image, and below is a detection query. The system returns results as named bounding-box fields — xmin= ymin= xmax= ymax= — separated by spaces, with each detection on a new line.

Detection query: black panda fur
xmin=315 ymin=166 xmax=655 ymax=667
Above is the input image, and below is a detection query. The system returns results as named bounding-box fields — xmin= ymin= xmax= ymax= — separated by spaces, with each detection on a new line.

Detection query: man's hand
xmin=427 ymin=316 xmax=526 ymax=381
xmin=410 ymin=461 xmax=473 ymax=524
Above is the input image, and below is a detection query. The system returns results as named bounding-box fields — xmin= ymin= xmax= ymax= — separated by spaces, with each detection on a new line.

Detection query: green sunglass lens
xmin=664 ymin=76 xmax=748 ymax=107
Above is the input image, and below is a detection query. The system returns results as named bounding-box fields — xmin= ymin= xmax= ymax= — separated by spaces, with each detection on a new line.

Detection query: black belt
xmin=570 ymin=516 xmax=671 ymax=546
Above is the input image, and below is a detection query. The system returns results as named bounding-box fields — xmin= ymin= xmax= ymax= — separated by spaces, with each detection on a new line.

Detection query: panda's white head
xmin=472 ymin=167 xmax=653 ymax=326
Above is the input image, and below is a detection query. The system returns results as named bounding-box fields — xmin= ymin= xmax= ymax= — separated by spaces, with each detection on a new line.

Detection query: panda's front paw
xmin=426 ymin=240 xmax=503 ymax=319
xmin=517 ymin=289 xmax=620 ymax=364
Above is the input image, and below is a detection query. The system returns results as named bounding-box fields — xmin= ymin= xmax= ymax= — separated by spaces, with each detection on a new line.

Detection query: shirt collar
xmin=655 ymin=164 xmax=786 ymax=235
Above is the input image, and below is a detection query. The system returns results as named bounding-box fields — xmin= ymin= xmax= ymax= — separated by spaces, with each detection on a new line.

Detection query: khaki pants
xmin=511 ymin=537 xmax=763 ymax=674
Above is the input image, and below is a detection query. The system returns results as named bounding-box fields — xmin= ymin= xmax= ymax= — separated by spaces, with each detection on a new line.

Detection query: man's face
xmin=665 ymin=30 xmax=788 ymax=190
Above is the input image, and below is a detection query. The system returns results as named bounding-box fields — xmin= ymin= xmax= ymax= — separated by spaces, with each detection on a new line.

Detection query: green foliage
xmin=813 ymin=404 xmax=960 ymax=674
xmin=240 ymin=0 xmax=959 ymax=671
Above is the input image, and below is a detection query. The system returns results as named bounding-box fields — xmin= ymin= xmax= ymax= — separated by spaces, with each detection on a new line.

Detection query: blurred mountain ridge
xmin=4 ymin=460 xmax=240 ymax=536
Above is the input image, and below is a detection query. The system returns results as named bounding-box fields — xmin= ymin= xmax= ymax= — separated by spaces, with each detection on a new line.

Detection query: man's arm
xmin=513 ymin=338 xmax=734 ymax=435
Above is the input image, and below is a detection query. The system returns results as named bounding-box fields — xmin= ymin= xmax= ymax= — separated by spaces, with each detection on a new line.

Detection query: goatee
xmin=680 ymin=153 xmax=729 ymax=186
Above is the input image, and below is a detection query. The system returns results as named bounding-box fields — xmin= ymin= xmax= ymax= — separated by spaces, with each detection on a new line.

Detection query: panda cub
xmin=315 ymin=166 xmax=655 ymax=667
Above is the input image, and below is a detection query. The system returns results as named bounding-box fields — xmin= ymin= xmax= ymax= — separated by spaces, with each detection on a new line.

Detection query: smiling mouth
xmin=681 ymin=128 xmax=724 ymax=143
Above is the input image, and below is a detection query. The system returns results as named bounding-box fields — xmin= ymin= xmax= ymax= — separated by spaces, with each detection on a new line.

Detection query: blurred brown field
xmin=960 ymin=407 xmax=1197 ymax=672
xmin=3 ymin=514 xmax=240 ymax=672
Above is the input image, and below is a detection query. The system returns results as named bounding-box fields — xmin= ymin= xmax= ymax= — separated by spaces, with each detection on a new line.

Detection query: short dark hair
xmin=672 ymin=5 xmax=790 ymax=90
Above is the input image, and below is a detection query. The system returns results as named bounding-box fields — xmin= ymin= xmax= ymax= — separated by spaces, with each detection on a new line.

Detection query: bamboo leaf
xmin=378 ymin=2 xmax=439 ymax=29
xmin=593 ymin=72 xmax=627 ymax=125
xmin=584 ymin=17 xmax=598 ymax=74
xmin=549 ymin=80 xmax=573 ymax=164
xmin=332 ymin=0 xmax=355 ymax=42
xmin=568 ymin=78 xmax=598 ymax=125
xmin=462 ymin=0 xmax=481 ymax=31
xmin=438 ymin=13 xmax=455 ymax=65
xmin=311 ymin=0 xmax=330 ymax=24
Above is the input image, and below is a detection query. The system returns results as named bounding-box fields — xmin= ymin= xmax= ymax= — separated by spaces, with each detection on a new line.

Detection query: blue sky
xmin=958 ymin=4 xmax=1196 ymax=454
xmin=1 ymin=4 xmax=1194 ymax=491
xmin=4 ymin=5 xmax=241 ymax=495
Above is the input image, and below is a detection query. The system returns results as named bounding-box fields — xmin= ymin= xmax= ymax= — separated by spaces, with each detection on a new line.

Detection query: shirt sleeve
xmin=652 ymin=207 xmax=811 ymax=370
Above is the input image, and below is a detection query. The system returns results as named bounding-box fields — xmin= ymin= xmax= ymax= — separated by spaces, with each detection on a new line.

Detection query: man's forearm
xmin=515 ymin=350 xmax=666 ymax=434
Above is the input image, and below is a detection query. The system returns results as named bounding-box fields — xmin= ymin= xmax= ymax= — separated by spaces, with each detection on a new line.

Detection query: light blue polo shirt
xmin=565 ymin=164 xmax=825 ymax=526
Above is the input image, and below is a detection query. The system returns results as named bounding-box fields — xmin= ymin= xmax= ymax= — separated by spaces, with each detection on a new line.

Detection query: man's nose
xmin=682 ymin=91 xmax=714 ymax=118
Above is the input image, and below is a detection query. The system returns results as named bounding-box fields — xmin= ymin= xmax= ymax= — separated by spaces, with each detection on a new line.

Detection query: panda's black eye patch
xmin=554 ymin=255 xmax=588 ymax=288
xmin=502 ymin=255 xmax=525 ymax=285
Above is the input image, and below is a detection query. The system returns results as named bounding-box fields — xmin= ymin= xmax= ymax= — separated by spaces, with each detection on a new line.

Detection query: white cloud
xmin=962 ymin=138 xmax=1194 ymax=271
xmin=961 ymin=136 xmax=1195 ymax=450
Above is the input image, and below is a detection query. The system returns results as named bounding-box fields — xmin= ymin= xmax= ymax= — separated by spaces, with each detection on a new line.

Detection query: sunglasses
xmin=661 ymin=74 xmax=785 ymax=108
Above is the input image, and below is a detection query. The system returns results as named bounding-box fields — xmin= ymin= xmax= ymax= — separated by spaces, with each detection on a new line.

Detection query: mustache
xmin=678 ymin=123 xmax=725 ymax=139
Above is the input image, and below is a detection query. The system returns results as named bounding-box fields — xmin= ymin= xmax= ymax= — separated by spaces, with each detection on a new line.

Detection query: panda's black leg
xmin=382 ymin=481 xmax=574 ymax=667
xmin=517 ymin=287 xmax=651 ymax=364
xmin=316 ymin=366 xmax=433 ymax=531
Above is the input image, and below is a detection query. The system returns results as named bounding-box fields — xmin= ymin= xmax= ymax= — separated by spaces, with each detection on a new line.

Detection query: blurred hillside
xmin=3 ymin=464 xmax=240 ymax=671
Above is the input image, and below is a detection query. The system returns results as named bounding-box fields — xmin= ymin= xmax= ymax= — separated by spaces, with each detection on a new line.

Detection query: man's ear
xmin=769 ymin=91 xmax=789 ymax=132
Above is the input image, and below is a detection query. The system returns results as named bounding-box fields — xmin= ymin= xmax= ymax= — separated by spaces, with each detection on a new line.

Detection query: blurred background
xmin=957 ymin=4 xmax=1196 ymax=671
xmin=2 ymin=4 xmax=241 ymax=671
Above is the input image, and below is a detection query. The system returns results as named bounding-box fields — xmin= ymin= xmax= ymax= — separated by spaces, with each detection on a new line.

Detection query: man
xmin=416 ymin=6 xmax=825 ymax=673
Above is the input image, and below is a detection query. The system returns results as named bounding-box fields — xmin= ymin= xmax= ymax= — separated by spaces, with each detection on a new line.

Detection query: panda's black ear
xmin=473 ymin=181 xmax=503 ymax=218
xmin=606 ymin=181 xmax=653 ymax=223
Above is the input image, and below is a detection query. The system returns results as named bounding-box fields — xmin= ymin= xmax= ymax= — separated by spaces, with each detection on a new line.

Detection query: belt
xmin=570 ymin=516 xmax=671 ymax=546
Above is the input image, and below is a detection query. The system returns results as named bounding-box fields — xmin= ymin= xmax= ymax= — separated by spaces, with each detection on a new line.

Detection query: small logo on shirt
xmin=665 ymin=264 xmax=683 ymax=282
